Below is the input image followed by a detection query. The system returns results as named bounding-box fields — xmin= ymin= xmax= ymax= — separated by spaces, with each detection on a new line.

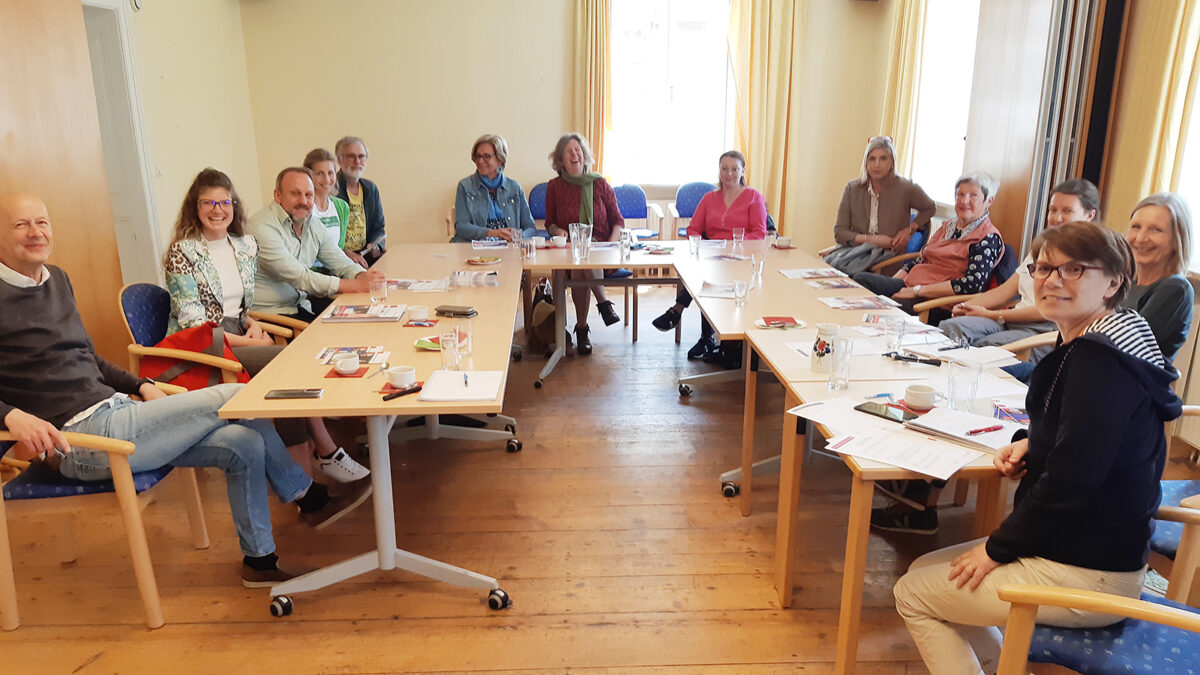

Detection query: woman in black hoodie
xmin=892 ymin=222 xmax=1183 ymax=675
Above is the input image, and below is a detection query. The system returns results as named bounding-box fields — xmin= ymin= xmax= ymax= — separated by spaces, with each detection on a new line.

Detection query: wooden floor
xmin=2 ymin=287 xmax=1196 ymax=674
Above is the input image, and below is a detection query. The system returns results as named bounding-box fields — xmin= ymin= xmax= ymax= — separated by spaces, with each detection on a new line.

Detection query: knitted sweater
xmin=0 ymin=265 xmax=143 ymax=428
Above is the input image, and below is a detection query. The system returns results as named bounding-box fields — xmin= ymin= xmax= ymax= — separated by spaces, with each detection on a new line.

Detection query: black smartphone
xmin=264 ymin=388 xmax=324 ymax=400
xmin=436 ymin=304 xmax=478 ymax=318
xmin=853 ymin=401 xmax=916 ymax=423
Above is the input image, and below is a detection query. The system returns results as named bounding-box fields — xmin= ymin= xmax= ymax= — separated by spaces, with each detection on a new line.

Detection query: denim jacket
xmin=451 ymin=173 xmax=537 ymax=242
xmin=164 ymin=235 xmax=258 ymax=334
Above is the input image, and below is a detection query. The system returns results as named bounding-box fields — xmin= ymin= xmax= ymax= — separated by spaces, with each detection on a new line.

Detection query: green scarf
xmin=560 ymin=171 xmax=602 ymax=224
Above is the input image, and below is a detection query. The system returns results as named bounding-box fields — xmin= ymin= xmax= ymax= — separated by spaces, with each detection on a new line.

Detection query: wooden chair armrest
xmin=668 ymin=203 xmax=680 ymax=218
xmin=869 ymin=251 xmax=920 ymax=273
xmin=153 ymin=381 xmax=187 ymax=396
xmin=256 ymin=322 xmax=294 ymax=340
xmin=1001 ymin=331 xmax=1058 ymax=360
xmin=127 ymin=345 xmax=243 ymax=373
xmin=998 ymin=584 xmax=1200 ymax=633
xmin=1183 ymin=493 xmax=1200 ymax=509
xmin=647 ymin=203 xmax=664 ymax=218
xmin=0 ymin=431 xmax=135 ymax=456
xmin=248 ymin=311 xmax=309 ymax=334
xmin=913 ymin=294 xmax=979 ymax=313
xmin=1 ymin=457 xmax=30 ymax=470
xmin=817 ymin=244 xmax=837 ymax=257
xmin=1156 ymin=504 xmax=1200 ymax=526
xmin=1181 ymin=405 xmax=1200 ymax=417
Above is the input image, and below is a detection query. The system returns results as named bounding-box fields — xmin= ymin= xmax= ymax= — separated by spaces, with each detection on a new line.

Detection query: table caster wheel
xmin=487 ymin=588 xmax=512 ymax=610
xmin=506 ymin=438 xmax=523 ymax=453
xmin=721 ymin=482 xmax=740 ymax=498
xmin=504 ymin=423 xmax=517 ymax=434
xmin=511 ymin=349 xmax=522 ymax=362
xmin=270 ymin=595 xmax=293 ymax=617
xmin=534 ymin=379 xmax=543 ymax=389
xmin=678 ymin=383 xmax=693 ymax=397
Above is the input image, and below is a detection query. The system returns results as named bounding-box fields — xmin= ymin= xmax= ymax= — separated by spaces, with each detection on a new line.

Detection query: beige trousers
xmin=892 ymin=537 xmax=1145 ymax=675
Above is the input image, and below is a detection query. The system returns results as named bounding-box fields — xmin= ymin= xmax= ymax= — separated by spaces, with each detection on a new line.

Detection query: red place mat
xmin=325 ymin=366 xmax=369 ymax=378
xmin=379 ymin=381 xmax=425 ymax=394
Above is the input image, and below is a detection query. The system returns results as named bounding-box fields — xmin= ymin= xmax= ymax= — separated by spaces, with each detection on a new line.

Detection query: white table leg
xmin=537 ymin=269 xmax=568 ymax=383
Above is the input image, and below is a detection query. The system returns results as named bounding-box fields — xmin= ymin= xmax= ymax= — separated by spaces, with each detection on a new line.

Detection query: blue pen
xmin=864 ymin=392 xmax=892 ymax=399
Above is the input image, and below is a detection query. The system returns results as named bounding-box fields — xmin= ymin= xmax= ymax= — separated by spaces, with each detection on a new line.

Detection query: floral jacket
xmin=164 ymin=235 xmax=258 ymax=335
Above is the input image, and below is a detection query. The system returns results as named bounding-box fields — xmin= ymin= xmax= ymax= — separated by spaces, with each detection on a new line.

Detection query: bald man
xmin=0 ymin=193 xmax=370 ymax=587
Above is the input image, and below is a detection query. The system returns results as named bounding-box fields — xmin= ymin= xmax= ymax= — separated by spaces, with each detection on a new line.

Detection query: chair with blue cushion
xmin=0 ymin=382 xmax=210 ymax=630
xmin=528 ymin=181 xmax=548 ymax=230
xmin=997 ymin=584 xmax=1200 ymax=675
xmin=612 ymin=183 xmax=664 ymax=240
xmin=1153 ymin=486 xmax=1200 ymax=604
xmin=668 ymin=181 xmax=716 ymax=240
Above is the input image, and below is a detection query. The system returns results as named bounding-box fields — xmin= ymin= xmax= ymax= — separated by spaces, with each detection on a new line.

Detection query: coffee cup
xmin=408 ymin=305 xmax=429 ymax=320
xmin=333 ymin=354 xmax=360 ymax=375
xmin=551 ymin=235 xmax=567 ymax=247
xmin=385 ymin=365 xmax=417 ymax=388
xmin=904 ymin=384 xmax=942 ymax=411
xmin=532 ymin=236 xmax=547 ymax=248
xmin=775 ymin=236 xmax=792 ymax=248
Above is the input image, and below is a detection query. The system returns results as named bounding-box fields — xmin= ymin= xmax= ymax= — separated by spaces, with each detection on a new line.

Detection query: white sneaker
xmin=316 ymin=447 xmax=370 ymax=483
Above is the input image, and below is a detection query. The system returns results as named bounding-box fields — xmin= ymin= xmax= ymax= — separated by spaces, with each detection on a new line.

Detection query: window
xmin=604 ymin=0 xmax=732 ymax=185
xmin=907 ymin=0 xmax=982 ymax=204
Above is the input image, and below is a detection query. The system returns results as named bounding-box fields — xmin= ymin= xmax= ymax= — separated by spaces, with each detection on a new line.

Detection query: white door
xmin=83 ymin=4 xmax=160 ymax=285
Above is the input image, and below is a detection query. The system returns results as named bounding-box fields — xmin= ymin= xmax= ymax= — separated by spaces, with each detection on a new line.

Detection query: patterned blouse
xmin=164 ymin=235 xmax=258 ymax=335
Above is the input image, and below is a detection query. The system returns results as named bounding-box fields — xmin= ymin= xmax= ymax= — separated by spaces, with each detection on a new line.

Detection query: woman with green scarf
xmin=544 ymin=133 xmax=625 ymax=355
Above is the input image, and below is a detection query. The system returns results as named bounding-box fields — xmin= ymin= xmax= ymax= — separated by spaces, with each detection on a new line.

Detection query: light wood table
xmin=523 ymin=244 xmax=685 ymax=386
xmin=219 ymin=243 xmax=522 ymax=612
xmin=772 ymin=378 xmax=1011 ymax=675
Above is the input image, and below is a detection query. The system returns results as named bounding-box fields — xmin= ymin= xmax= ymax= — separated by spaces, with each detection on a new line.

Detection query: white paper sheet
xmin=698 ymin=280 xmax=735 ymax=298
xmin=826 ymin=427 xmax=985 ymax=480
xmin=418 ymin=370 xmax=504 ymax=401
xmin=787 ymin=398 xmax=904 ymax=437
xmin=779 ymin=267 xmax=847 ymax=279
xmin=903 ymin=407 xmax=1025 ymax=452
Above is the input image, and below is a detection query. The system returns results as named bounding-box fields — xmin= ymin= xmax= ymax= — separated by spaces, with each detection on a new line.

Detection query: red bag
xmin=137 ymin=322 xmax=250 ymax=390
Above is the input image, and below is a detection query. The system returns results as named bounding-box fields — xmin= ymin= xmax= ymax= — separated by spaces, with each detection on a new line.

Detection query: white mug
xmin=386 ymin=365 xmax=417 ymax=388
xmin=551 ymin=235 xmax=567 ymax=247
xmin=408 ymin=305 xmax=429 ymax=320
xmin=333 ymin=354 xmax=360 ymax=375
xmin=532 ymin=236 xmax=547 ymax=248
xmin=775 ymin=236 xmax=792 ymax=248
xmin=905 ymin=384 xmax=943 ymax=411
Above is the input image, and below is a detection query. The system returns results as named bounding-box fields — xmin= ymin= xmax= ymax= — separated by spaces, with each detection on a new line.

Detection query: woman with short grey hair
xmin=1123 ymin=191 xmax=1195 ymax=362
xmin=824 ymin=135 xmax=936 ymax=275
xmin=451 ymin=133 xmax=536 ymax=243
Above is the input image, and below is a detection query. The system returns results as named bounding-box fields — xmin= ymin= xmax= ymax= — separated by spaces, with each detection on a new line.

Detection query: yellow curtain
xmin=575 ymin=0 xmax=612 ymax=173
xmin=728 ymin=0 xmax=803 ymax=235
xmin=878 ymin=0 xmax=928 ymax=177
xmin=1104 ymin=0 xmax=1200 ymax=221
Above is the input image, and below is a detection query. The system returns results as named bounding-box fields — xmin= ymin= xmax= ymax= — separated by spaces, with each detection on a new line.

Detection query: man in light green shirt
xmin=247 ymin=167 xmax=383 ymax=319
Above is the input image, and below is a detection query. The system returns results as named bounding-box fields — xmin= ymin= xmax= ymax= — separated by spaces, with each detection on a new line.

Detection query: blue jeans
xmin=58 ymin=383 xmax=312 ymax=557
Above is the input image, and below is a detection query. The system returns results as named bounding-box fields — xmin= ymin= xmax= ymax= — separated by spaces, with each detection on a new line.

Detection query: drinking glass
xmin=733 ymin=279 xmax=750 ymax=306
xmin=732 ymin=227 xmax=745 ymax=246
xmin=440 ymin=327 xmax=461 ymax=371
xmin=828 ymin=336 xmax=854 ymax=391
xmin=569 ymin=222 xmax=592 ymax=264
xmin=947 ymin=360 xmax=982 ymax=412
xmin=751 ymin=253 xmax=765 ymax=279
xmin=688 ymin=234 xmax=701 ymax=258
xmin=457 ymin=317 xmax=473 ymax=357
xmin=520 ymin=239 xmax=537 ymax=262
xmin=619 ymin=229 xmax=633 ymax=262
xmin=882 ymin=316 xmax=907 ymax=352
xmin=369 ymin=276 xmax=387 ymax=304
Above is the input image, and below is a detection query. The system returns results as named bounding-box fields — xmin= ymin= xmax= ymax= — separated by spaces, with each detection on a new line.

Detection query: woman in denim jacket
xmin=451 ymin=134 xmax=536 ymax=243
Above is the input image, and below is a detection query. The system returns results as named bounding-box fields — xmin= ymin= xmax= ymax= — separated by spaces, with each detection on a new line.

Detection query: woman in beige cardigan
xmin=824 ymin=136 xmax=936 ymax=275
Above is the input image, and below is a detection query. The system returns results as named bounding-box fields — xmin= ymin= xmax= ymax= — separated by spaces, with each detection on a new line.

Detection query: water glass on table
xmin=881 ymin=316 xmax=907 ymax=352
xmin=369 ymin=276 xmax=388 ymax=304
xmin=733 ymin=279 xmax=750 ymax=306
xmin=520 ymin=239 xmax=537 ymax=262
xmin=828 ymin=336 xmax=854 ymax=390
xmin=732 ymin=227 xmax=745 ymax=247
xmin=688 ymin=234 xmax=701 ymax=258
xmin=947 ymin=360 xmax=982 ymax=411
xmin=569 ymin=222 xmax=592 ymax=264
xmin=457 ymin=317 xmax=473 ymax=357
xmin=440 ymin=327 xmax=461 ymax=371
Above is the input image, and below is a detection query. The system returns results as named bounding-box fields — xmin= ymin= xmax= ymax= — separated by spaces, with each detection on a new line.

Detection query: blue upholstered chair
xmin=119 ymin=283 xmax=244 ymax=385
xmin=612 ymin=183 xmax=664 ymax=240
xmin=997 ymin=584 xmax=1200 ymax=675
xmin=668 ymin=181 xmax=716 ymax=239
xmin=1153 ymin=483 xmax=1200 ymax=604
xmin=0 ymin=382 xmax=210 ymax=630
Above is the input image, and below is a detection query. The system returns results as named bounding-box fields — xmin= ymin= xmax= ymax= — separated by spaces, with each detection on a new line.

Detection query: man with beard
xmin=335 ymin=136 xmax=387 ymax=267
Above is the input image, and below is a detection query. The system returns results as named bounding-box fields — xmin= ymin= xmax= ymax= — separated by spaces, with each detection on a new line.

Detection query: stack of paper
xmin=418 ymin=370 xmax=504 ymax=401
xmin=698 ymin=280 xmax=735 ymax=299
xmin=905 ymin=344 xmax=1021 ymax=368
xmin=825 ymin=427 xmax=984 ymax=480
xmin=780 ymin=268 xmax=847 ymax=279
xmin=818 ymin=295 xmax=900 ymax=310
xmin=323 ymin=304 xmax=407 ymax=322
xmin=452 ymin=270 xmax=500 ymax=287
xmin=902 ymin=407 xmax=1025 ymax=452
xmin=471 ymin=240 xmax=508 ymax=249
xmin=390 ymin=278 xmax=450 ymax=292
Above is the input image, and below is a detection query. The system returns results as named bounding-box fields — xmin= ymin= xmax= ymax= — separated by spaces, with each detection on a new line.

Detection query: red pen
xmin=966 ymin=424 xmax=1003 ymax=436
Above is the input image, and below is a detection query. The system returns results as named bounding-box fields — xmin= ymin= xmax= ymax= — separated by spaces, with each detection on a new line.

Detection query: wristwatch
xmin=912 ymin=284 xmax=923 ymax=297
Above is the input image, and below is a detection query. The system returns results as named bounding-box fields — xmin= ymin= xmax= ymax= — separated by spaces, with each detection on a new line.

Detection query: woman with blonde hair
xmin=451 ymin=133 xmax=536 ymax=243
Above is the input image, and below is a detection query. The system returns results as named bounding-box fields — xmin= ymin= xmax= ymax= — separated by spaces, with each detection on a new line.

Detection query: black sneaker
xmin=870 ymin=503 xmax=938 ymax=535
xmin=688 ymin=336 xmax=714 ymax=360
xmin=299 ymin=478 xmax=373 ymax=530
xmin=596 ymin=300 xmax=620 ymax=326
xmin=652 ymin=308 xmax=681 ymax=332
xmin=241 ymin=561 xmax=315 ymax=588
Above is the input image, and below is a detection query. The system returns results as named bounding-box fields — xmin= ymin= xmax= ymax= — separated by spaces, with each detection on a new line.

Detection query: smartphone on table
xmin=853 ymin=401 xmax=916 ymax=423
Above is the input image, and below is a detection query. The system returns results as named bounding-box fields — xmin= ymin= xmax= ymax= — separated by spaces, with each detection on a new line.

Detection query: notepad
xmin=902 ymin=407 xmax=1025 ymax=453
xmin=418 ymin=370 xmax=504 ymax=401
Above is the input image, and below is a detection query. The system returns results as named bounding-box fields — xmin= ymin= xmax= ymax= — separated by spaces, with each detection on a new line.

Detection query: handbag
xmin=137 ymin=322 xmax=250 ymax=390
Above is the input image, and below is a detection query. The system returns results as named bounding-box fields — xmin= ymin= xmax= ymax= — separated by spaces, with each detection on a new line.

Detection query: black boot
xmin=596 ymin=300 xmax=620 ymax=326
xmin=574 ymin=324 xmax=592 ymax=355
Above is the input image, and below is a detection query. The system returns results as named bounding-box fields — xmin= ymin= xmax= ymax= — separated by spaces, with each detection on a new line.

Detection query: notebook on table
xmin=417 ymin=370 xmax=504 ymax=401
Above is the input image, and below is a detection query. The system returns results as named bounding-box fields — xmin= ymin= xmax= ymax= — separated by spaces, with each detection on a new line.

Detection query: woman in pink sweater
xmin=652 ymin=151 xmax=767 ymax=364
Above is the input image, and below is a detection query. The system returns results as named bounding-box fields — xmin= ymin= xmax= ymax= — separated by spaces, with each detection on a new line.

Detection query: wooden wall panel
xmin=0 ymin=0 xmax=125 ymax=362
xmin=963 ymin=0 xmax=1054 ymax=247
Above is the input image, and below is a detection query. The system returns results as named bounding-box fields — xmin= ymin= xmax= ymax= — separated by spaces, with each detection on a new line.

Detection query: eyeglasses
xmin=1027 ymin=262 xmax=1104 ymax=280
xmin=198 ymin=199 xmax=235 ymax=210
xmin=473 ymin=153 xmax=495 ymax=162
xmin=341 ymin=153 xmax=368 ymax=162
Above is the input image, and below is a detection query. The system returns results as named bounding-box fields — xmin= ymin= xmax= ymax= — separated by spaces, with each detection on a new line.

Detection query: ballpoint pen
xmin=864 ymin=392 xmax=892 ymax=399
xmin=938 ymin=344 xmax=965 ymax=351
xmin=966 ymin=424 xmax=1004 ymax=436
xmin=464 ymin=372 xmax=469 ymax=387
xmin=382 ymin=385 xmax=422 ymax=400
